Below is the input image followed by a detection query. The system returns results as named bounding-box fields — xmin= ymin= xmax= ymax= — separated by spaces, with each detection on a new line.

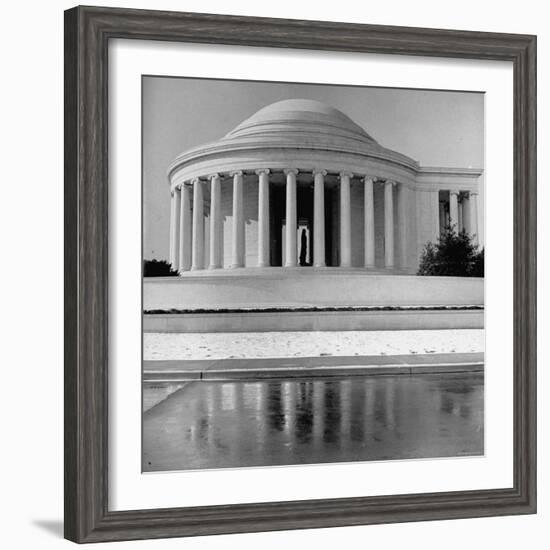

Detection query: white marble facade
xmin=167 ymin=99 xmax=482 ymax=274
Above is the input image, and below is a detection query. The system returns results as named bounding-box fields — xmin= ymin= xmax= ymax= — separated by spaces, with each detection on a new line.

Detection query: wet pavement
xmin=143 ymin=373 xmax=484 ymax=472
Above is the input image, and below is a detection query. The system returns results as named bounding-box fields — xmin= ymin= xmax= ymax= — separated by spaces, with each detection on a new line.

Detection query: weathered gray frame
xmin=64 ymin=5 xmax=537 ymax=543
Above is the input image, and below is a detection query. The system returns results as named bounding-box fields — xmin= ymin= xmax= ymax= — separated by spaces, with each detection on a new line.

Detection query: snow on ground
xmin=144 ymin=329 xmax=484 ymax=361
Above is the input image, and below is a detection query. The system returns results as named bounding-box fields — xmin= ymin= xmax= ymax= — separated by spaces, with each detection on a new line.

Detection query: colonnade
xmin=169 ymin=170 xmax=403 ymax=272
xmin=446 ymin=190 xmax=479 ymax=243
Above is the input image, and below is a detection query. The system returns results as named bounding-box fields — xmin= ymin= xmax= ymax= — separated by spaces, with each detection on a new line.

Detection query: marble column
xmin=397 ymin=183 xmax=408 ymax=269
xmin=339 ymin=171 xmax=352 ymax=267
xmin=178 ymin=184 xmax=192 ymax=272
xmin=231 ymin=171 xmax=245 ymax=268
xmin=364 ymin=177 xmax=375 ymax=268
xmin=449 ymin=190 xmax=459 ymax=232
xmin=203 ymin=212 xmax=210 ymax=270
xmin=169 ymin=190 xmax=177 ymax=267
xmin=208 ymin=173 xmax=222 ymax=269
xmin=469 ymin=191 xmax=479 ymax=244
xmin=284 ymin=169 xmax=298 ymax=267
xmin=172 ymin=187 xmax=181 ymax=269
xmin=256 ymin=169 xmax=270 ymax=267
xmin=313 ymin=169 xmax=327 ymax=267
xmin=462 ymin=194 xmax=471 ymax=235
xmin=384 ymin=180 xmax=395 ymax=269
xmin=191 ymin=178 xmax=204 ymax=270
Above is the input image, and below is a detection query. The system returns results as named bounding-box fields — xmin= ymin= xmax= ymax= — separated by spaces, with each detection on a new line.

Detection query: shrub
xmin=417 ymin=226 xmax=484 ymax=277
xmin=469 ymin=247 xmax=484 ymax=278
xmin=143 ymin=259 xmax=179 ymax=277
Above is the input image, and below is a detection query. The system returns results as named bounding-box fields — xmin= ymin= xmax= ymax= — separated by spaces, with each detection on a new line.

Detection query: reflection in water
xmin=268 ymin=382 xmax=285 ymax=432
xmin=323 ymin=382 xmax=340 ymax=444
xmin=296 ymin=382 xmax=314 ymax=444
xmin=143 ymin=373 xmax=484 ymax=472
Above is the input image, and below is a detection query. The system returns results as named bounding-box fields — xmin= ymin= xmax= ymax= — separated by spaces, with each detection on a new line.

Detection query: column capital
xmin=362 ymin=176 xmax=376 ymax=184
xmin=339 ymin=171 xmax=354 ymax=179
xmin=208 ymin=172 xmax=221 ymax=180
xmin=449 ymin=189 xmax=460 ymax=196
xmin=255 ymin=168 xmax=270 ymax=176
xmin=312 ymin=168 xmax=327 ymax=177
xmin=191 ymin=177 xmax=203 ymax=186
xmin=284 ymin=168 xmax=299 ymax=176
xmin=230 ymin=170 xmax=244 ymax=177
xmin=469 ymin=190 xmax=479 ymax=197
xmin=385 ymin=179 xmax=397 ymax=187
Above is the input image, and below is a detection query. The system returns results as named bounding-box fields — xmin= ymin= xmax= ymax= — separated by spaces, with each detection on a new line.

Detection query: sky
xmin=143 ymin=76 xmax=484 ymax=260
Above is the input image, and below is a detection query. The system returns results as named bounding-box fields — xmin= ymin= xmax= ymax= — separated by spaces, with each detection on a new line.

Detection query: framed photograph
xmin=64 ymin=6 xmax=536 ymax=543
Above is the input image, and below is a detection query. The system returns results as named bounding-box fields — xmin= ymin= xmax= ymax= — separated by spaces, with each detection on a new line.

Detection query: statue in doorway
xmin=299 ymin=228 xmax=307 ymax=266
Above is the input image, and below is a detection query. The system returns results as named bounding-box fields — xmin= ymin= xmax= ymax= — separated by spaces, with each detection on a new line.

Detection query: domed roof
xmin=168 ymin=98 xmax=420 ymax=181
xmin=223 ymin=99 xmax=378 ymax=146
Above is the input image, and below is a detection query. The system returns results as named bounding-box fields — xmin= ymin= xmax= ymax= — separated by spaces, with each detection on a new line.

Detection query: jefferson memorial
xmin=145 ymin=99 xmax=483 ymax=328
xmin=167 ymin=99 xmax=481 ymax=274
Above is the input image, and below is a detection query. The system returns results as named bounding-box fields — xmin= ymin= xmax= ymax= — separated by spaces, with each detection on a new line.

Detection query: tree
xmin=143 ymin=259 xmax=179 ymax=277
xmin=417 ymin=226 xmax=484 ymax=277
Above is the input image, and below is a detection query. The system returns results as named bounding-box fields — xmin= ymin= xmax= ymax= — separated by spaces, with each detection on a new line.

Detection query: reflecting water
xmin=143 ymin=373 xmax=483 ymax=472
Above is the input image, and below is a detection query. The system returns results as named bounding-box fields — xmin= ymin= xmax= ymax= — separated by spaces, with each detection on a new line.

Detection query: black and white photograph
xmin=142 ymin=77 xmax=485 ymax=473
xmin=1 ymin=0 xmax=543 ymax=546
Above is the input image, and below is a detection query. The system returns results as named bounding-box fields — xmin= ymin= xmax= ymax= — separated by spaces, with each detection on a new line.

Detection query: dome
xmin=168 ymin=98 xmax=420 ymax=181
xmin=223 ymin=99 xmax=379 ymax=147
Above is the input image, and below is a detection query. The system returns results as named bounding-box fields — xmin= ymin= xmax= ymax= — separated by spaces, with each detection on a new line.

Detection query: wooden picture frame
xmin=64 ymin=5 xmax=536 ymax=543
